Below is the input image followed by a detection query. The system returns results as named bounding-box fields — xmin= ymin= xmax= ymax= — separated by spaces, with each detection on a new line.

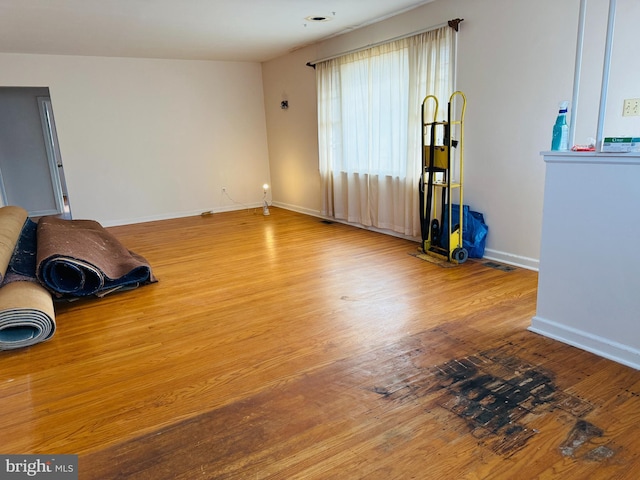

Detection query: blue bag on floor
xmin=440 ymin=204 xmax=488 ymax=258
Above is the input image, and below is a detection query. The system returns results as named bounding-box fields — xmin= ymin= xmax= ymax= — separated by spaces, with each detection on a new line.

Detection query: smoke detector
xmin=305 ymin=14 xmax=333 ymax=23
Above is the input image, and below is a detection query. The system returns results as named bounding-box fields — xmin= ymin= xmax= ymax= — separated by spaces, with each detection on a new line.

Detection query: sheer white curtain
xmin=317 ymin=26 xmax=453 ymax=237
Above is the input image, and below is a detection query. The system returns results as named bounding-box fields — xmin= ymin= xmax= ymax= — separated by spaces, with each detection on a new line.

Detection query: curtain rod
xmin=306 ymin=18 xmax=463 ymax=69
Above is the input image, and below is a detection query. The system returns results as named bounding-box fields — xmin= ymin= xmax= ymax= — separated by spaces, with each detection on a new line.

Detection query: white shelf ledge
xmin=541 ymin=151 xmax=640 ymax=165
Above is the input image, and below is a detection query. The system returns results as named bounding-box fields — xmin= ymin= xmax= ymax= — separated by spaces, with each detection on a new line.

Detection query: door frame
xmin=37 ymin=96 xmax=66 ymax=215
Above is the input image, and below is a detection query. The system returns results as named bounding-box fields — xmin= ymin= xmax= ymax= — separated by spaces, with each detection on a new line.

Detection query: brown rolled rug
xmin=36 ymin=216 xmax=156 ymax=298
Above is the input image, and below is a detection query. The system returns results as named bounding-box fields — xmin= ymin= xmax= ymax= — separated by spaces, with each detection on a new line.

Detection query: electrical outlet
xmin=623 ymin=98 xmax=640 ymax=117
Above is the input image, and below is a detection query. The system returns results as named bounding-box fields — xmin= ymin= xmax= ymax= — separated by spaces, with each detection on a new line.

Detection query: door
xmin=38 ymin=95 xmax=71 ymax=217
xmin=0 ymin=87 xmax=70 ymax=217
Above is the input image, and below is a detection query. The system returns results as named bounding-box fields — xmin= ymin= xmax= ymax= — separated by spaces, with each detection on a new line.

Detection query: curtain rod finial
xmin=448 ymin=18 xmax=464 ymax=32
xmin=306 ymin=61 xmax=316 ymax=69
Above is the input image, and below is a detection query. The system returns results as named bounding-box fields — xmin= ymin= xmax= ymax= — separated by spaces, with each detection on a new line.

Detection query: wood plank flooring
xmin=1 ymin=207 xmax=639 ymax=478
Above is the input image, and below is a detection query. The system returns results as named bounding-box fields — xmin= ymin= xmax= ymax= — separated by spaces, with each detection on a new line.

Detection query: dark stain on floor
xmin=481 ymin=260 xmax=517 ymax=272
xmin=560 ymin=419 xmax=616 ymax=460
xmin=371 ymin=349 xmax=610 ymax=458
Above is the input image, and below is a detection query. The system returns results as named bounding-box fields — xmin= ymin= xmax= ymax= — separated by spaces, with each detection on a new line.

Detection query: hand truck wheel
xmin=430 ymin=219 xmax=440 ymax=247
xmin=452 ymin=247 xmax=468 ymax=264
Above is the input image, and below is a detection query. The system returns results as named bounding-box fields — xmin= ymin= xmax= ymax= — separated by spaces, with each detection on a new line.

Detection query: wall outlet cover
xmin=622 ymin=98 xmax=640 ymax=117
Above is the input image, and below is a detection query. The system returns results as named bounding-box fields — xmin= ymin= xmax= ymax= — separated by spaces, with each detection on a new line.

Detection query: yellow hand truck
xmin=419 ymin=91 xmax=468 ymax=263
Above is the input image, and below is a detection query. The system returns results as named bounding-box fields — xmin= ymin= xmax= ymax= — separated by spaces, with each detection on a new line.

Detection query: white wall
xmin=573 ymin=0 xmax=640 ymax=144
xmin=263 ymin=0 xmax=583 ymax=268
xmin=262 ymin=49 xmax=320 ymax=216
xmin=0 ymin=53 xmax=271 ymax=226
xmin=603 ymin=0 xmax=640 ymax=138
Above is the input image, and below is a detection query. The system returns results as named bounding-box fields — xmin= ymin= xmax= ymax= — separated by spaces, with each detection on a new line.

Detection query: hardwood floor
xmin=1 ymin=207 xmax=639 ymax=479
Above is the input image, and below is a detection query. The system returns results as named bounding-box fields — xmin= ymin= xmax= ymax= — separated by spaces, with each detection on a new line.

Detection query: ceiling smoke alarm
xmin=305 ymin=15 xmax=332 ymax=22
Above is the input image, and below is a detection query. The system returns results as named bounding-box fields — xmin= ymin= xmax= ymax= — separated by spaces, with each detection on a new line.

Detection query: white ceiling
xmin=0 ymin=0 xmax=435 ymax=63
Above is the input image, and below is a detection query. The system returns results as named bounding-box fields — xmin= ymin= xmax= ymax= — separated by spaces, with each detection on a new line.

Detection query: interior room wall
xmin=262 ymin=0 xmax=584 ymax=269
xmin=262 ymin=48 xmax=320 ymax=215
xmin=0 ymin=53 xmax=271 ymax=226
xmin=602 ymin=0 xmax=640 ymax=138
xmin=573 ymin=0 xmax=640 ymax=144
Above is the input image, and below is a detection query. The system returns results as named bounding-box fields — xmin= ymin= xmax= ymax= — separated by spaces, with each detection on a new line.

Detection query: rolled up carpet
xmin=0 ymin=206 xmax=29 ymax=283
xmin=4 ymin=218 xmax=38 ymax=283
xmin=0 ymin=281 xmax=55 ymax=350
xmin=0 ymin=206 xmax=55 ymax=350
xmin=36 ymin=216 xmax=156 ymax=298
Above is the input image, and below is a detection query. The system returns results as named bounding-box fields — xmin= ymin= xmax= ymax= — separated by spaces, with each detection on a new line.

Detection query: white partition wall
xmin=531 ymin=152 xmax=640 ymax=369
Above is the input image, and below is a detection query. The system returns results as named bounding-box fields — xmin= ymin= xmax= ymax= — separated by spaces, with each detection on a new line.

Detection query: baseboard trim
xmin=529 ymin=316 xmax=640 ymax=370
xmin=272 ymin=202 xmax=421 ymax=242
xmin=274 ymin=203 xmax=544 ymax=263
xmin=103 ymin=203 xmax=542 ymax=270
xmin=483 ymin=248 xmax=539 ymax=271
xmin=271 ymin=202 xmax=322 ymax=219
xmin=29 ymin=208 xmax=60 ymax=217
xmin=102 ymin=204 xmax=262 ymax=227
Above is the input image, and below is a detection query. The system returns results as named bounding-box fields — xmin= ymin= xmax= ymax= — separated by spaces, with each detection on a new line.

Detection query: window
xmin=317 ymin=26 xmax=453 ymax=236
